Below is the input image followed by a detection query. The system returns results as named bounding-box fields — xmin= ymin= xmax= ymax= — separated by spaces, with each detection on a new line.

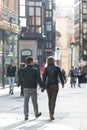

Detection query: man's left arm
xmin=37 ymin=70 xmax=43 ymax=88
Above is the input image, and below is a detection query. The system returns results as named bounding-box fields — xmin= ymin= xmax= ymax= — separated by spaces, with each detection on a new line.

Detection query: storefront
xmin=0 ymin=30 xmax=19 ymax=88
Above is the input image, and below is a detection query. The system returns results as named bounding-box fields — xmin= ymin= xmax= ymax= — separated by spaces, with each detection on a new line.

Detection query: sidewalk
xmin=0 ymin=82 xmax=87 ymax=130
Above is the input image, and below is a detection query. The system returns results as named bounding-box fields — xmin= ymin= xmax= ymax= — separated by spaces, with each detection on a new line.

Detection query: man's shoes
xmin=25 ymin=117 xmax=28 ymax=121
xmin=11 ymin=91 xmax=13 ymax=95
xmin=36 ymin=112 xmax=42 ymax=118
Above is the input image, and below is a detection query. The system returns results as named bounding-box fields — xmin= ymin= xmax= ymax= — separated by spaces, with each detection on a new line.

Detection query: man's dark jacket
xmin=22 ymin=65 xmax=42 ymax=89
xmin=7 ymin=66 xmax=16 ymax=77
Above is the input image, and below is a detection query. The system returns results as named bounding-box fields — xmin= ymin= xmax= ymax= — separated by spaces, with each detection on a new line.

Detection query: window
xmin=20 ymin=0 xmax=25 ymax=5
xmin=83 ymin=8 xmax=87 ymax=14
xmin=83 ymin=22 xmax=87 ymax=39
xmin=46 ymin=21 xmax=52 ymax=31
xmin=0 ymin=31 xmax=2 ymax=52
xmin=29 ymin=7 xmax=34 ymax=16
xmin=83 ymin=22 xmax=87 ymax=29
xmin=28 ymin=16 xmax=34 ymax=25
xmin=74 ymin=6 xmax=79 ymax=20
xmin=46 ymin=2 xmax=52 ymax=9
xmin=83 ymin=14 xmax=87 ymax=19
xmin=36 ymin=17 xmax=41 ymax=25
xmin=47 ymin=32 xmax=52 ymax=40
xmin=28 ymin=1 xmax=34 ymax=6
xmin=75 ymin=26 xmax=79 ymax=41
xmin=20 ymin=6 xmax=25 ymax=16
xmin=83 ymin=3 xmax=87 ymax=14
xmin=20 ymin=18 xmax=26 ymax=27
xmin=83 ymin=3 xmax=87 ymax=9
xmin=46 ymin=42 xmax=52 ymax=48
xmin=29 ymin=27 xmax=34 ymax=33
xmin=36 ymin=27 xmax=41 ymax=33
xmin=36 ymin=2 xmax=41 ymax=6
xmin=36 ymin=7 xmax=41 ymax=16
xmin=46 ymin=42 xmax=49 ymax=48
xmin=46 ymin=11 xmax=52 ymax=17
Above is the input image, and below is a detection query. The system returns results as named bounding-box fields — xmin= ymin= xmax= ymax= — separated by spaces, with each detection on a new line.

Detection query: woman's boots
xmin=50 ymin=114 xmax=55 ymax=120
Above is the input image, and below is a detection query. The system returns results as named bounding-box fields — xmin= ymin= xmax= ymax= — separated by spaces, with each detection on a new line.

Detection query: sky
xmin=56 ymin=0 xmax=75 ymax=6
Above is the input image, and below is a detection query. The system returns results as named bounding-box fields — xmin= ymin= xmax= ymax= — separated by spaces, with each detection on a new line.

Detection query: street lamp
xmin=54 ymin=47 xmax=60 ymax=65
xmin=70 ymin=42 xmax=74 ymax=67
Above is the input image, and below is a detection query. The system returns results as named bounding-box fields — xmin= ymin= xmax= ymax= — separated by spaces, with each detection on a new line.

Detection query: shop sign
xmin=21 ymin=49 xmax=32 ymax=56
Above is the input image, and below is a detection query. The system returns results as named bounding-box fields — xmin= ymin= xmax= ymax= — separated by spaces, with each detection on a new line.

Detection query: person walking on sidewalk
xmin=7 ymin=60 xmax=16 ymax=95
xmin=69 ymin=66 xmax=76 ymax=88
xmin=22 ymin=56 xmax=43 ymax=120
xmin=42 ymin=56 xmax=64 ymax=120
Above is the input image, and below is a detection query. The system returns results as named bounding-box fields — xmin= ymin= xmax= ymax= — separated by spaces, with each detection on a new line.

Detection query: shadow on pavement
xmin=0 ymin=118 xmax=51 ymax=130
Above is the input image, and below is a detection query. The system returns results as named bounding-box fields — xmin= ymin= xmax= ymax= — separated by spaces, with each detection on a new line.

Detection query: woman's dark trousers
xmin=47 ymin=84 xmax=59 ymax=116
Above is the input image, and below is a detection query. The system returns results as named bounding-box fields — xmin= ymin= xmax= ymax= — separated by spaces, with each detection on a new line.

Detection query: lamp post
xmin=70 ymin=42 xmax=74 ymax=67
xmin=54 ymin=47 xmax=60 ymax=65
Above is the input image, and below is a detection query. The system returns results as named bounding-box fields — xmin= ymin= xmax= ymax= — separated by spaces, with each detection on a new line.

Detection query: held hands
xmin=62 ymin=85 xmax=64 ymax=88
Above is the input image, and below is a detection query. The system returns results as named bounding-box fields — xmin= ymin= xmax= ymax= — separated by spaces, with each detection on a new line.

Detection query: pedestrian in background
xmin=61 ymin=69 xmax=67 ymax=83
xmin=40 ymin=64 xmax=45 ymax=80
xmin=42 ymin=56 xmax=64 ymax=120
xmin=69 ymin=66 xmax=76 ymax=88
xmin=22 ymin=56 xmax=43 ymax=120
xmin=7 ymin=61 xmax=16 ymax=95
xmin=77 ymin=67 xmax=83 ymax=87
xmin=17 ymin=63 xmax=25 ymax=96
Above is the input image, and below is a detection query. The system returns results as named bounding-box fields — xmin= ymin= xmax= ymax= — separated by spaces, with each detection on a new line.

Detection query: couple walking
xmin=22 ymin=56 xmax=64 ymax=121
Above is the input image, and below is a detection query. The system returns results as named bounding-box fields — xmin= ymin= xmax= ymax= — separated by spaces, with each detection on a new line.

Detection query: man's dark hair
xmin=26 ymin=56 xmax=33 ymax=64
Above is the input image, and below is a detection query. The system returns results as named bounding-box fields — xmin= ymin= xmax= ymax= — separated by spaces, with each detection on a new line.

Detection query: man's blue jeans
xmin=24 ymin=88 xmax=39 ymax=118
xmin=8 ymin=77 xmax=15 ymax=93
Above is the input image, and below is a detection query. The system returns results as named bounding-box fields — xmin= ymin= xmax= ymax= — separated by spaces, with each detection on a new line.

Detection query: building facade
xmin=44 ymin=0 xmax=56 ymax=61
xmin=75 ymin=0 xmax=87 ymax=67
xmin=0 ymin=0 xmax=19 ymax=88
xmin=55 ymin=16 xmax=74 ymax=74
xmin=55 ymin=2 xmax=74 ymax=74
xmin=19 ymin=0 xmax=56 ymax=66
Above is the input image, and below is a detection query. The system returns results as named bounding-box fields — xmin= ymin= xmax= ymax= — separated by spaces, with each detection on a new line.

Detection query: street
xmin=0 ymin=82 xmax=87 ymax=130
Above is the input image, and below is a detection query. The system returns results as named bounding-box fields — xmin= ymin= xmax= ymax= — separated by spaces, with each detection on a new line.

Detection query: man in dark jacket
xmin=22 ymin=56 xmax=43 ymax=120
xmin=7 ymin=61 xmax=16 ymax=95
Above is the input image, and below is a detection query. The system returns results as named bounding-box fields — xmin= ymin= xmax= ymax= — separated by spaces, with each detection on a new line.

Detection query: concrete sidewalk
xmin=0 ymin=83 xmax=87 ymax=130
